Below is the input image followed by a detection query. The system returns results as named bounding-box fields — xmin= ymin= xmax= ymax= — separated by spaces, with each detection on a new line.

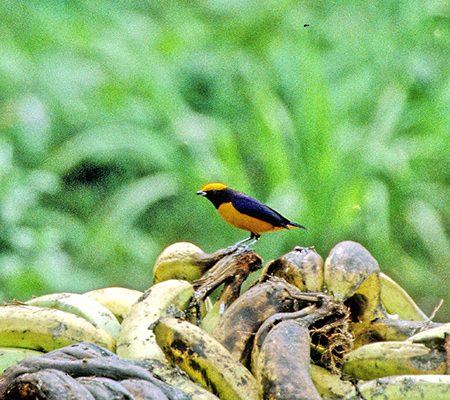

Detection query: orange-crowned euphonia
xmin=196 ymin=183 xmax=306 ymax=249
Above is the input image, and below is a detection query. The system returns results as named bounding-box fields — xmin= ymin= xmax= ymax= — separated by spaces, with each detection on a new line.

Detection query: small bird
xmin=196 ymin=183 xmax=306 ymax=250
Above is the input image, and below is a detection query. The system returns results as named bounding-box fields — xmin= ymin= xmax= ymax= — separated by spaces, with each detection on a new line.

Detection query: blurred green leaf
xmin=1 ymin=0 xmax=450 ymax=320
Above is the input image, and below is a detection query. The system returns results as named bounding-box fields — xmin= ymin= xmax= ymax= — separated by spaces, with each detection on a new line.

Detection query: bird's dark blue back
xmin=229 ymin=190 xmax=292 ymax=228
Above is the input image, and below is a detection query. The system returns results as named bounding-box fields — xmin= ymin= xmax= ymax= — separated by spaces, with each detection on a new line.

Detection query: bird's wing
xmin=231 ymin=193 xmax=291 ymax=228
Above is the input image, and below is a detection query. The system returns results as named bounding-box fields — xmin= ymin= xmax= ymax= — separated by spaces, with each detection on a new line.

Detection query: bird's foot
xmin=227 ymin=237 xmax=252 ymax=253
xmin=232 ymin=238 xmax=259 ymax=256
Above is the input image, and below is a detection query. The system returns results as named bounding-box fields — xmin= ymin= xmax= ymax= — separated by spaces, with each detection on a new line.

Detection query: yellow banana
xmin=343 ymin=341 xmax=445 ymax=380
xmin=26 ymin=292 xmax=120 ymax=339
xmin=0 ymin=347 xmax=44 ymax=374
xmin=83 ymin=287 xmax=142 ymax=323
xmin=117 ymin=279 xmax=194 ymax=363
xmin=380 ymin=272 xmax=428 ymax=321
xmin=0 ymin=305 xmax=116 ymax=352
xmin=154 ymin=316 xmax=262 ymax=400
xmin=343 ymin=375 xmax=450 ymax=400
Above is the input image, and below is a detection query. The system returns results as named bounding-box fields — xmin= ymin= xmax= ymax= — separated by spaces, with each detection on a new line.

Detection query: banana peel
xmin=324 ymin=241 xmax=387 ymax=323
xmin=260 ymin=246 xmax=324 ymax=292
xmin=252 ymin=319 xmax=322 ymax=400
xmin=380 ymin=272 xmax=428 ymax=321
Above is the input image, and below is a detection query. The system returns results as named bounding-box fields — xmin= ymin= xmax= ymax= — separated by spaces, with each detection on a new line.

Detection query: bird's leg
xmin=229 ymin=233 xmax=260 ymax=254
xmin=229 ymin=236 xmax=253 ymax=251
xmin=240 ymin=236 xmax=259 ymax=251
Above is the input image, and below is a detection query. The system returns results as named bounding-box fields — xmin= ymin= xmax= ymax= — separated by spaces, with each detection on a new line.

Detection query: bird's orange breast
xmin=217 ymin=202 xmax=285 ymax=234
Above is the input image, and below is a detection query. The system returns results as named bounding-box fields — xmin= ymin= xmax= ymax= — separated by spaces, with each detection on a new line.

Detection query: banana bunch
xmin=1 ymin=240 xmax=449 ymax=400
xmin=198 ymin=240 xmax=450 ymax=399
xmin=116 ymin=277 xmax=263 ymax=399
xmin=321 ymin=242 xmax=450 ymax=398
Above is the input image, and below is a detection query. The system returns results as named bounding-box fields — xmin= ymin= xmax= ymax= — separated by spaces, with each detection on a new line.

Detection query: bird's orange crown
xmin=200 ymin=183 xmax=228 ymax=192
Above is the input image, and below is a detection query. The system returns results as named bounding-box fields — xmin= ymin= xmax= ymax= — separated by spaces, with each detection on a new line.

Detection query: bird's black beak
xmin=196 ymin=190 xmax=206 ymax=196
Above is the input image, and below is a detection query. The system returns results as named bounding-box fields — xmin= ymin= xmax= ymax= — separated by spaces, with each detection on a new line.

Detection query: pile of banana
xmin=0 ymin=240 xmax=449 ymax=400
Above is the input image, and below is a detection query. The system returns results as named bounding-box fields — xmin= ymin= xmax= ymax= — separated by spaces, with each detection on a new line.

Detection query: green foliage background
xmin=1 ymin=1 xmax=450 ymax=320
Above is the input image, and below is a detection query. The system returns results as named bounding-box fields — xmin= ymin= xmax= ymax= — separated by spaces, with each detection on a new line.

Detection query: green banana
xmin=117 ymin=279 xmax=194 ymax=363
xmin=343 ymin=341 xmax=445 ymax=380
xmin=201 ymin=282 xmax=244 ymax=334
xmin=0 ymin=347 xmax=44 ymax=374
xmin=350 ymin=318 xmax=442 ymax=348
xmin=83 ymin=287 xmax=142 ymax=323
xmin=343 ymin=375 xmax=450 ymax=400
xmin=310 ymin=365 xmax=353 ymax=399
xmin=0 ymin=305 xmax=116 ymax=352
xmin=200 ymin=298 xmax=224 ymax=334
xmin=380 ymin=272 xmax=428 ymax=321
xmin=26 ymin=292 xmax=120 ymax=339
xmin=153 ymin=242 xmax=215 ymax=284
xmin=406 ymin=322 xmax=450 ymax=349
xmin=154 ymin=317 xmax=262 ymax=400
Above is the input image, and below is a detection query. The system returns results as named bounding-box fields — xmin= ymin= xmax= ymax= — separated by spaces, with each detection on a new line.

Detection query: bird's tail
xmin=287 ymin=222 xmax=307 ymax=230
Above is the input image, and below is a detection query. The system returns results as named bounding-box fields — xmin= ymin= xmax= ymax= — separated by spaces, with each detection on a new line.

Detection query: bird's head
xmin=196 ymin=183 xmax=229 ymax=207
xmin=196 ymin=183 xmax=227 ymax=197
